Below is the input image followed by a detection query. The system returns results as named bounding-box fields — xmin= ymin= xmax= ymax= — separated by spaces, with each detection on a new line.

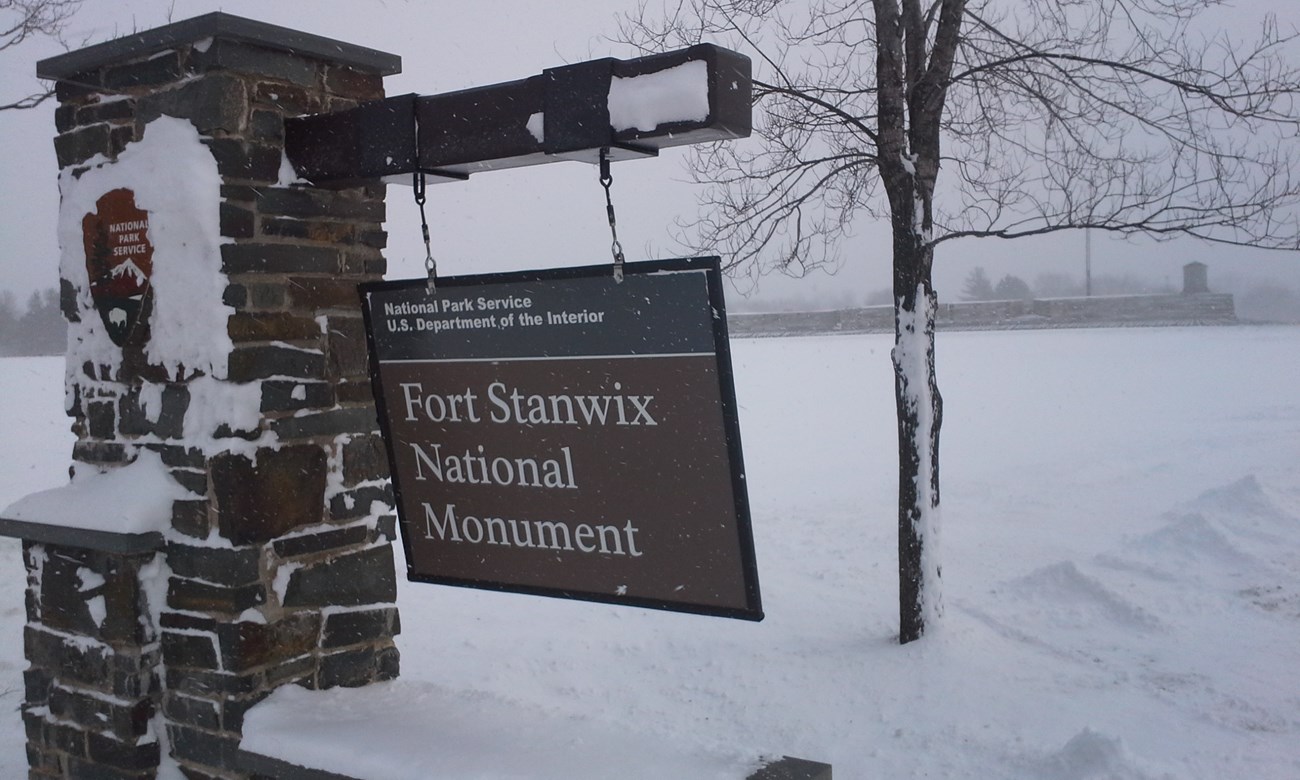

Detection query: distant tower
xmin=1183 ymin=261 xmax=1209 ymax=294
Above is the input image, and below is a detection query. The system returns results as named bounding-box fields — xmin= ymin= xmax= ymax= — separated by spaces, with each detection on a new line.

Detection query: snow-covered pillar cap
xmin=37 ymin=11 xmax=400 ymax=82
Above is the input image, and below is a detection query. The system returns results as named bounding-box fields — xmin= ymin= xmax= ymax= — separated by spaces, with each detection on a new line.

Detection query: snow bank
xmin=241 ymin=680 xmax=757 ymax=780
xmin=3 ymin=326 xmax=1300 ymax=779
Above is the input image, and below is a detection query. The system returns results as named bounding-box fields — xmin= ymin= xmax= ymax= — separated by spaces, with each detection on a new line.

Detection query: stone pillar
xmin=33 ymin=13 xmax=402 ymax=778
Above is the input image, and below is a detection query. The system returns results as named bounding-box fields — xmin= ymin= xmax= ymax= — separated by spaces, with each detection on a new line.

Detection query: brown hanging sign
xmin=81 ymin=188 xmax=154 ymax=346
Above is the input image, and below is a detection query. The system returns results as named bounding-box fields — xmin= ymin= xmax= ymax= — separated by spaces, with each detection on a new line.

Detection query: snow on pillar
xmin=31 ymin=13 xmax=403 ymax=778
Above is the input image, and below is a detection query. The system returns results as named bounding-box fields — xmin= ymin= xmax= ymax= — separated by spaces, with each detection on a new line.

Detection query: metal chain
xmin=599 ymin=148 xmax=626 ymax=283
xmin=413 ymin=171 xmax=437 ymax=293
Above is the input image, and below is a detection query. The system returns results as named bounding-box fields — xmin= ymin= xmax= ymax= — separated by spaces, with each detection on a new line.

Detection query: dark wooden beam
xmin=285 ymin=44 xmax=751 ymax=185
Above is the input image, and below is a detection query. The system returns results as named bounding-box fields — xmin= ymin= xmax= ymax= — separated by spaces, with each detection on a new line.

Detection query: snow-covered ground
xmin=2 ymin=325 xmax=1298 ymax=778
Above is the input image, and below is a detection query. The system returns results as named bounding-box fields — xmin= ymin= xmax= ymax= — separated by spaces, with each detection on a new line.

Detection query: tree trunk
xmin=892 ymin=205 xmax=943 ymax=644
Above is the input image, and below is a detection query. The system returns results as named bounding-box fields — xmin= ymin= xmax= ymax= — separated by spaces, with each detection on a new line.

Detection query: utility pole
xmin=1085 ymin=229 xmax=1093 ymax=297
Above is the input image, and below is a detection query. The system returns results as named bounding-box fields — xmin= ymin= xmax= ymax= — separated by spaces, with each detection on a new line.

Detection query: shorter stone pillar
xmin=22 ymin=537 xmax=165 ymax=779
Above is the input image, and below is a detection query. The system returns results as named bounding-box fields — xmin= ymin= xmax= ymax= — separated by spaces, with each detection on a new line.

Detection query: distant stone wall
xmin=728 ymin=293 xmax=1237 ymax=337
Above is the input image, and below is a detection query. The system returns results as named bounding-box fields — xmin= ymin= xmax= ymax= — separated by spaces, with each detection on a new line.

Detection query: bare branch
xmin=0 ymin=0 xmax=83 ymax=112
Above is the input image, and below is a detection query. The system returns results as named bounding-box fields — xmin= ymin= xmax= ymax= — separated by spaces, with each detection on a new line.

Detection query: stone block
xmin=374 ymin=514 xmax=397 ymax=544
xmin=72 ymin=440 xmax=129 ymax=466
xmin=77 ymin=98 xmax=137 ymax=126
xmin=160 ymin=610 xmax=216 ymax=633
xmin=204 ymin=138 xmax=282 ymax=183
xmin=227 ymin=344 xmax=326 ymax=382
xmin=152 ymin=445 xmax=206 ymax=469
xmin=137 ymin=73 xmax=248 ymax=135
xmin=260 ymin=380 xmax=333 ymax=413
xmin=24 ymin=626 xmax=155 ymax=699
xmin=195 ymin=40 xmax=319 ymax=87
xmin=118 ymin=383 xmax=190 ymax=439
xmin=317 ymin=643 xmax=399 ymax=689
xmin=34 ymin=547 xmax=152 ymax=645
xmin=55 ymin=103 xmax=78 ymax=133
xmin=321 ymin=607 xmax=400 ymax=649
xmin=54 ymin=124 xmax=110 ymax=168
xmin=282 ymin=545 xmax=396 ymax=609
xmin=271 ymin=406 xmax=377 ymax=441
xmin=221 ymin=184 xmax=261 ymax=203
xmin=222 ymin=283 xmax=249 ymax=309
xmin=168 ymin=468 xmax=209 ymax=497
xmin=171 ymin=500 xmax=211 ymax=540
xmin=246 ymin=282 xmax=290 ymax=310
xmin=212 ymin=446 xmax=327 ymax=545
xmin=324 ymin=66 xmax=384 ymax=100
xmin=324 ymin=315 xmax=370 ymax=378
xmin=167 ymin=724 xmax=242 ymax=773
xmin=249 ymin=109 xmax=284 ymax=143
xmin=256 ymin=187 xmax=384 ymax=222
xmin=166 ymin=667 xmax=263 ymax=699
xmin=87 ymin=401 xmax=115 ymax=439
xmin=252 ymin=81 xmax=320 ymax=115
xmin=227 ymin=312 xmax=324 ymax=343
xmin=23 ymin=667 xmax=53 ymax=708
xmin=215 ymin=613 xmax=320 ymax=673
xmin=328 ymin=484 xmax=393 ymax=521
xmin=747 ymin=756 xmax=834 ymax=780
xmin=103 ymin=51 xmax=184 ymax=90
xmin=220 ymin=202 xmax=256 ymax=239
xmin=165 ymin=543 xmax=261 ymax=586
xmin=335 ymin=380 xmax=377 ymax=406
xmin=272 ymin=524 xmax=369 ymax=560
xmin=340 ymin=246 xmax=383 ymax=275
xmin=55 ymin=74 xmax=99 ymax=103
xmin=60 ymin=277 xmax=80 ymax=323
xmin=222 ymin=243 xmax=343 ymax=275
xmin=341 ymin=434 xmax=389 ymax=484
xmin=358 ymin=229 xmax=388 ymax=249
xmin=162 ymin=630 xmax=220 ymax=670
xmin=109 ymin=124 xmax=136 ymax=157
xmin=49 ymin=684 xmax=153 ymax=741
xmin=220 ymin=689 xmax=272 ymax=733
xmin=287 ymin=277 xmax=364 ymax=312
xmin=45 ymin=716 xmax=88 ymax=757
xmin=164 ymin=691 xmax=221 ymax=732
xmin=26 ymin=742 xmax=60 ymax=776
xmin=261 ymin=217 xmax=358 ymax=245
xmin=87 ymin=730 xmax=163 ymax=774
xmin=64 ymin=755 xmax=157 ymax=779
xmin=168 ymin=577 xmax=266 ymax=615
xmin=263 ymin=652 xmax=318 ymax=690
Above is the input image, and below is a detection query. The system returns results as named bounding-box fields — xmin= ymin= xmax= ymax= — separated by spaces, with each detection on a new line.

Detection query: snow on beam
xmin=284 ymin=44 xmax=751 ymax=185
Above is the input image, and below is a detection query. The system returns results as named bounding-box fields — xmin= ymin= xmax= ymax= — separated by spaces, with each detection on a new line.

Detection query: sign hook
xmin=599 ymin=148 xmax=626 ymax=283
xmin=413 ymin=171 xmax=437 ymax=293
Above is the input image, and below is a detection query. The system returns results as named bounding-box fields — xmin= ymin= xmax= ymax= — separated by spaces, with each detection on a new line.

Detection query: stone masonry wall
xmin=33 ymin=27 xmax=400 ymax=780
xmin=729 ymin=293 xmax=1237 ymax=337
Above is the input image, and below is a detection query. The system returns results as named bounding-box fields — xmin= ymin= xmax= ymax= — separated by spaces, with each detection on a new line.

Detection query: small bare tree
xmin=621 ymin=0 xmax=1300 ymax=642
xmin=1 ymin=0 xmax=81 ymax=111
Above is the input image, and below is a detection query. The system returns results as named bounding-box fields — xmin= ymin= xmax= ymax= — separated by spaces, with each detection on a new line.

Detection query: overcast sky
xmin=1 ymin=0 xmax=1298 ymax=310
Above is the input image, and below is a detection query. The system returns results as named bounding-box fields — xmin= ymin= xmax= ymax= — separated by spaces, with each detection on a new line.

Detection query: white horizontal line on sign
xmin=380 ymin=353 xmax=716 ymax=365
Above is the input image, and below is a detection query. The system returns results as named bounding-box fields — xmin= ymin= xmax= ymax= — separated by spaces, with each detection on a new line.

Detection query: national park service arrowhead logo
xmin=82 ymin=188 xmax=154 ymax=346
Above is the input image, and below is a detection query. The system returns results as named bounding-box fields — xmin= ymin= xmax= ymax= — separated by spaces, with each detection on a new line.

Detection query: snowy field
xmin=2 ymin=325 xmax=1299 ymax=778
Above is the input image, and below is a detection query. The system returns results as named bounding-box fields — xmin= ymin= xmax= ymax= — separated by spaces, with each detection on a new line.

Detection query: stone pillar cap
xmin=37 ymin=11 xmax=401 ymax=81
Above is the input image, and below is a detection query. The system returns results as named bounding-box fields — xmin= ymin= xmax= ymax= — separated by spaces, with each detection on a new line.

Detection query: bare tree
xmin=620 ymin=0 xmax=1300 ymax=642
xmin=1 ymin=0 xmax=81 ymax=111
